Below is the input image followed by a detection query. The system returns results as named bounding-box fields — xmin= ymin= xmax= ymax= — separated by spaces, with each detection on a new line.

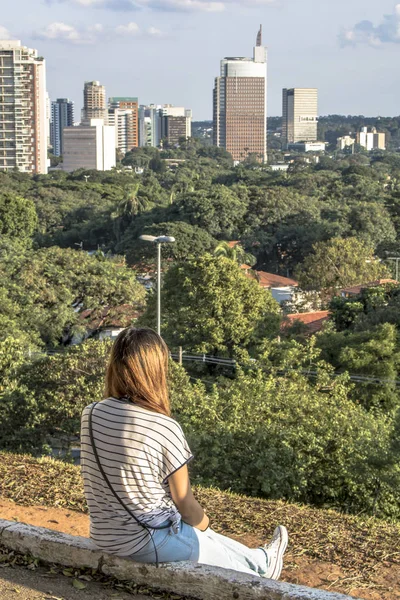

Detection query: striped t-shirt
xmin=80 ymin=397 xmax=193 ymax=556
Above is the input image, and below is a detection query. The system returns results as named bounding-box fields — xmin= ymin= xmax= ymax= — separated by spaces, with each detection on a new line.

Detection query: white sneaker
xmin=262 ymin=525 xmax=288 ymax=580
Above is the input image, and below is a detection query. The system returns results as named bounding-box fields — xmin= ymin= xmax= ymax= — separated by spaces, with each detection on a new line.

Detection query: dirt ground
xmin=0 ymin=562 xmax=152 ymax=600
xmin=0 ymin=498 xmax=399 ymax=600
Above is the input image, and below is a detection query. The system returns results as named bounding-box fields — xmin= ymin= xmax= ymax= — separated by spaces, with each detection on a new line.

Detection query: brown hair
xmin=105 ymin=327 xmax=171 ymax=416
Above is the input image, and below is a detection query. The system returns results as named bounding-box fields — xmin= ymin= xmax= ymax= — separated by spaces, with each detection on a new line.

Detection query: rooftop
xmin=341 ymin=279 xmax=398 ymax=296
xmin=282 ymin=311 xmax=330 ymax=335
xmin=256 ymin=271 xmax=298 ymax=289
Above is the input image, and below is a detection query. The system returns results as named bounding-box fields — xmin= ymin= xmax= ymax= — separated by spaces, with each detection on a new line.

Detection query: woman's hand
xmin=167 ymin=465 xmax=209 ymax=531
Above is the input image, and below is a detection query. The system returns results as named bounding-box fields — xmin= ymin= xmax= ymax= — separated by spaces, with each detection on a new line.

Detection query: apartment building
xmin=213 ymin=27 xmax=267 ymax=163
xmin=108 ymin=97 xmax=138 ymax=154
xmin=160 ymin=106 xmax=192 ymax=146
xmin=0 ymin=40 xmax=48 ymax=174
xmin=282 ymin=88 xmax=318 ymax=147
xmin=50 ymin=98 xmax=74 ymax=156
xmin=138 ymin=105 xmax=160 ymax=147
xmin=82 ymin=81 xmax=107 ymax=124
xmin=138 ymin=105 xmax=192 ymax=147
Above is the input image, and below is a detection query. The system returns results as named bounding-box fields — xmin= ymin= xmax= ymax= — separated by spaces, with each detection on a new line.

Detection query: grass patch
xmin=0 ymin=451 xmax=399 ymax=596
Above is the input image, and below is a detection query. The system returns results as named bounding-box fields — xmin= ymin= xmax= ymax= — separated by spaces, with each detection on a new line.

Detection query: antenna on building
xmin=256 ymin=24 xmax=262 ymax=47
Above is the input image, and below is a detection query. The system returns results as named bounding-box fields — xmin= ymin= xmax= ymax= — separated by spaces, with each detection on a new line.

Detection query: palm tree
xmin=214 ymin=241 xmax=246 ymax=264
xmin=112 ymin=184 xmax=149 ymax=243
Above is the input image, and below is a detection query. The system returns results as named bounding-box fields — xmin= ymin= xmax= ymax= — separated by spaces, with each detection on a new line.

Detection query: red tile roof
xmin=240 ymin=264 xmax=253 ymax=270
xmin=341 ymin=279 xmax=398 ymax=296
xmin=282 ymin=311 xmax=330 ymax=335
xmin=227 ymin=241 xmax=241 ymax=248
xmin=256 ymin=271 xmax=298 ymax=289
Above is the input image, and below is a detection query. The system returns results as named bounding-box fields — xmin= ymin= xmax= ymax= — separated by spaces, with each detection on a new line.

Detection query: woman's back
xmin=81 ymin=397 xmax=192 ymax=556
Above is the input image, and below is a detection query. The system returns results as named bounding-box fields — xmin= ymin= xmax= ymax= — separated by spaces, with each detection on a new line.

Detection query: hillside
xmin=0 ymin=452 xmax=398 ymax=599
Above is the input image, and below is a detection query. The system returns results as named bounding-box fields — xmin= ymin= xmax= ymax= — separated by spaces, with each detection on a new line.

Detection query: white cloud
xmin=147 ymin=26 xmax=162 ymax=35
xmin=0 ymin=25 xmax=12 ymax=40
xmin=34 ymin=21 xmax=164 ymax=43
xmin=46 ymin=0 xmax=275 ymax=12
xmin=36 ymin=22 xmax=84 ymax=43
xmin=340 ymin=4 xmax=400 ymax=47
xmin=115 ymin=21 xmax=140 ymax=34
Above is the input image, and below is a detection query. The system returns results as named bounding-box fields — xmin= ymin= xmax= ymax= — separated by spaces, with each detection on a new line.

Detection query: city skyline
xmin=1 ymin=0 xmax=399 ymax=120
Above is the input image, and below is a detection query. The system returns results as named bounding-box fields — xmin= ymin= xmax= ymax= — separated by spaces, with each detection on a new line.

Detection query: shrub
xmin=1 ymin=340 xmax=398 ymax=519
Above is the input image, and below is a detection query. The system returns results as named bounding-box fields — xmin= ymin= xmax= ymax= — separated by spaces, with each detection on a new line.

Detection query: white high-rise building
xmin=282 ymin=88 xmax=318 ymax=148
xmin=213 ymin=26 xmax=267 ymax=163
xmin=0 ymin=40 xmax=48 ymax=174
xmin=62 ymin=119 xmax=116 ymax=172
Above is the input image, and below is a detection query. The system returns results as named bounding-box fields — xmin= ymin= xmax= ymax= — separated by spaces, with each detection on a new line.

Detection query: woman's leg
xmin=193 ymin=527 xmax=268 ymax=576
xmin=132 ymin=523 xmax=284 ymax=579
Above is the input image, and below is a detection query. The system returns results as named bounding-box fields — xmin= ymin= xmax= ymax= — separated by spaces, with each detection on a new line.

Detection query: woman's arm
xmin=167 ymin=465 xmax=209 ymax=531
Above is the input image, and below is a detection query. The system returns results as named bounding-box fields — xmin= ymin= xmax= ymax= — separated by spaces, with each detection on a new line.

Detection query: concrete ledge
xmin=0 ymin=519 xmax=360 ymax=600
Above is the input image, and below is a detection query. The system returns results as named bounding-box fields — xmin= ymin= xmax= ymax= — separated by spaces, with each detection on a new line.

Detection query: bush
xmin=1 ymin=340 xmax=398 ymax=519
xmin=0 ymin=341 xmax=110 ymax=453
xmin=170 ymin=362 xmax=400 ymax=520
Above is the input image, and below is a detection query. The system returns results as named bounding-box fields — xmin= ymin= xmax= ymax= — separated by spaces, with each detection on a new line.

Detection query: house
xmin=340 ymin=279 xmax=398 ymax=298
xmin=281 ymin=311 xmax=330 ymax=335
xmin=255 ymin=271 xmax=299 ymax=304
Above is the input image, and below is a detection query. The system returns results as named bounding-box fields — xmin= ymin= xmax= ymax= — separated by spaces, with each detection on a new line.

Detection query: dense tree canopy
xmin=0 ymin=241 xmax=145 ymax=347
xmin=0 ymin=191 xmax=37 ymax=242
xmin=295 ymin=238 xmax=390 ymax=293
xmin=140 ymin=254 xmax=280 ymax=355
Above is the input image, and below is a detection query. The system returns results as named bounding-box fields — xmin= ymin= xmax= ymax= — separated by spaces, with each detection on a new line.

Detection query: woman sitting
xmin=81 ymin=327 xmax=288 ymax=578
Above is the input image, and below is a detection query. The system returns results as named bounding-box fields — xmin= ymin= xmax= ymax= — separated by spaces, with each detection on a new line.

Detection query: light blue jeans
xmin=131 ymin=521 xmax=268 ymax=577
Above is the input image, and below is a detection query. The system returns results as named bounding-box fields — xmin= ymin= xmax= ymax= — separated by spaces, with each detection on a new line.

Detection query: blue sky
xmin=1 ymin=0 xmax=399 ymax=119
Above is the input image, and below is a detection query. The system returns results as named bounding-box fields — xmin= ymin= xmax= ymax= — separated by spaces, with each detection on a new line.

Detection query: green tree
xmin=174 ymin=185 xmax=247 ymax=238
xmin=213 ymin=241 xmax=256 ymax=267
xmin=124 ymin=221 xmax=218 ymax=265
xmin=140 ymin=254 xmax=280 ymax=355
xmin=296 ymin=237 xmax=390 ymax=293
xmin=0 ymin=243 xmax=146 ymax=346
xmin=0 ymin=191 xmax=38 ymax=242
xmin=317 ymin=323 xmax=400 ymax=411
xmin=112 ymin=184 xmax=150 ymax=243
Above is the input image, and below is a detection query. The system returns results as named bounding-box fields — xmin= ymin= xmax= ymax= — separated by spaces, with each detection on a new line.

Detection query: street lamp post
xmin=139 ymin=235 xmax=175 ymax=335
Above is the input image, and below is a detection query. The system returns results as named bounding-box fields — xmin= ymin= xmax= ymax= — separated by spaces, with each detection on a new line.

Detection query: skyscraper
xmin=108 ymin=97 xmax=138 ymax=154
xmin=50 ymin=98 xmax=74 ymax=156
xmin=82 ymin=81 xmax=107 ymax=124
xmin=213 ymin=26 xmax=267 ymax=163
xmin=282 ymin=88 xmax=318 ymax=148
xmin=0 ymin=40 xmax=48 ymax=174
